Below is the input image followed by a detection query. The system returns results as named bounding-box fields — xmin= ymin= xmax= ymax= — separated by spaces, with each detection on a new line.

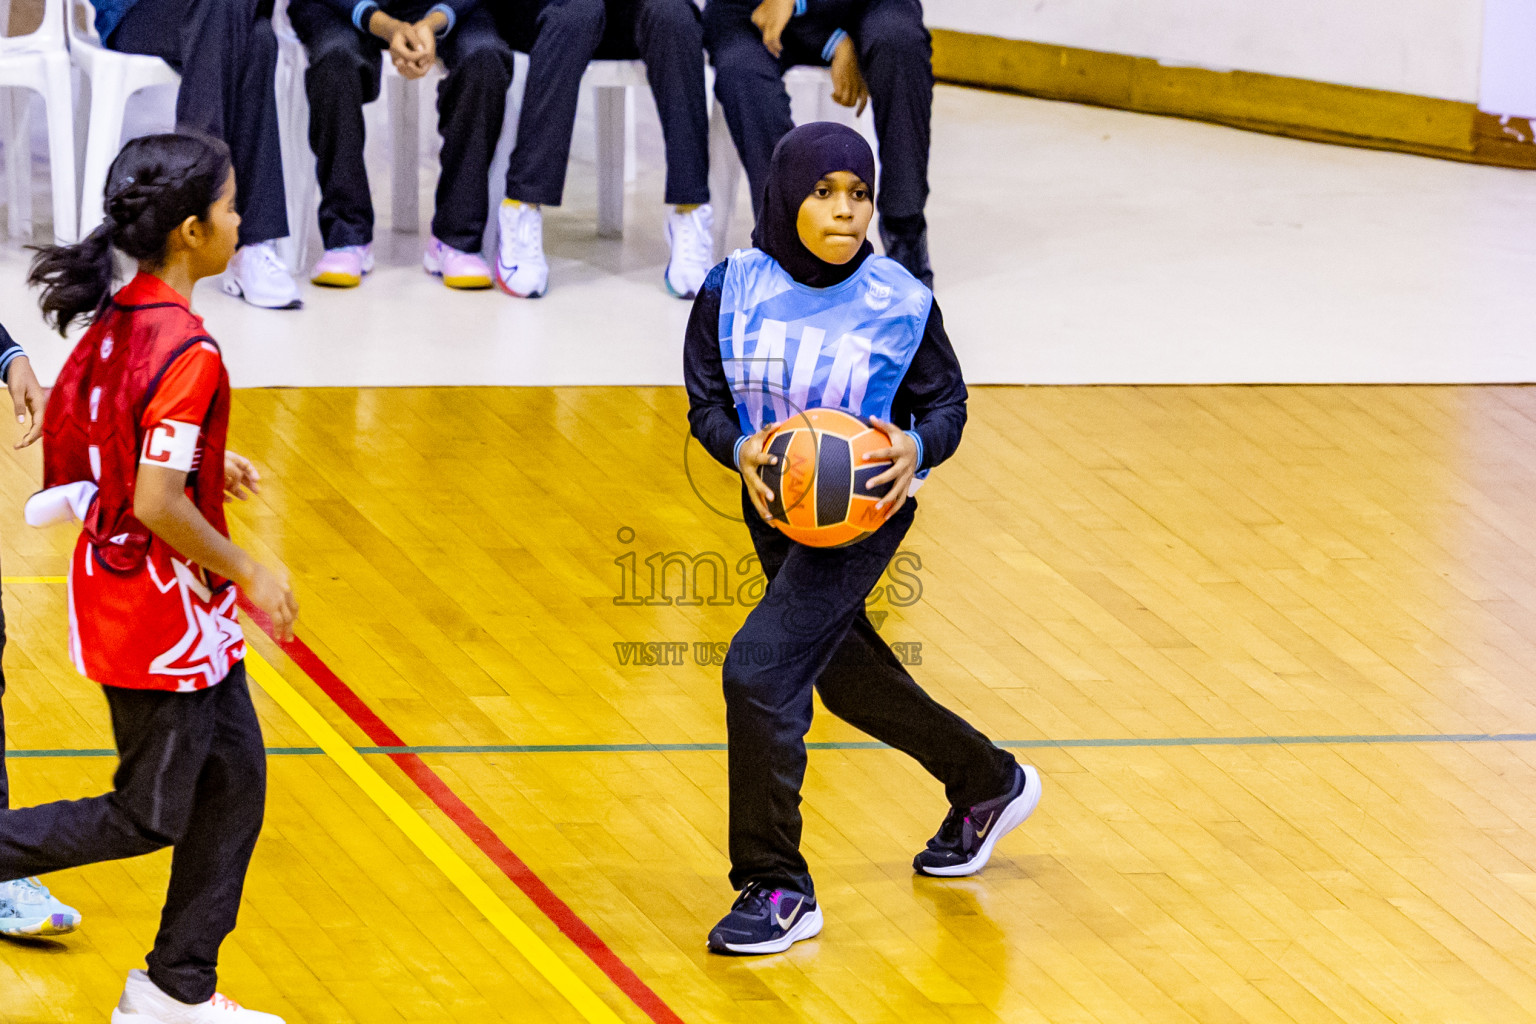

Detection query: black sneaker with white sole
xmin=707 ymin=882 xmax=823 ymax=956
xmin=913 ymin=763 xmax=1041 ymax=877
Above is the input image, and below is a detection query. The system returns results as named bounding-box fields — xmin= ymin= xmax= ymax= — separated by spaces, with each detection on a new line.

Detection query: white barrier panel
xmin=1480 ymin=0 xmax=1536 ymax=118
xmin=923 ymin=0 xmax=1483 ymax=103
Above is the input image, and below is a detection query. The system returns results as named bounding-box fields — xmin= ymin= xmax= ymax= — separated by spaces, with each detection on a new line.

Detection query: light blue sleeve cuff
xmin=821 ymin=28 xmax=848 ymax=62
xmin=732 ymin=435 xmax=748 ymax=470
xmin=428 ymin=3 xmax=456 ymax=36
xmin=351 ymin=1 xmax=379 ymax=31
xmin=908 ymin=428 xmax=925 ymax=471
xmin=0 ymin=346 xmax=23 ymax=385
xmin=793 ymin=0 xmax=806 ymax=15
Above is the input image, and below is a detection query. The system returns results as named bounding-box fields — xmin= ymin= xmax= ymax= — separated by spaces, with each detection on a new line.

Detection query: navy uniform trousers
xmin=108 ymin=0 xmax=289 ymax=247
xmin=704 ymin=0 xmax=932 ymax=233
xmin=0 ymin=663 xmax=266 ymax=1007
xmin=491 ymin=0 xmax=710 ymax=207
xmin=725 ymin=491 xmax=1017 ymax=896
xmin=289 ymin=1 xmax=516 ymax=253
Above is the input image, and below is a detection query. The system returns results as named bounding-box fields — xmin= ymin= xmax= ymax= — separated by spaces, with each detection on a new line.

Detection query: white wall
xmin=924 ymin=0 xmax=1486 ymax=104
xmin=1480 ymin=0 xmax=1536 ymax=116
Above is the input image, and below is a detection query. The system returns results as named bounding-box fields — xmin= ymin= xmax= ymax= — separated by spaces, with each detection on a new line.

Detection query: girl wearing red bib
xmin=2 ymin=133 xmax=298 ymax=1024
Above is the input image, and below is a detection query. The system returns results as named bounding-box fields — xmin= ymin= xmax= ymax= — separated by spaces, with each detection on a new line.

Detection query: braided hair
xmin=28 ymin=133 xmax=232 ymax=335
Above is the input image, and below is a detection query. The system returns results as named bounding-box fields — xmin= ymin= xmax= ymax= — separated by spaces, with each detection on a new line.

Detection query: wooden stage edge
xmin=933 ymin=29 xmax=1536 ymax=171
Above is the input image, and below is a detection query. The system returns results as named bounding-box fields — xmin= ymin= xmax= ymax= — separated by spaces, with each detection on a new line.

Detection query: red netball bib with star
xmin=41 ymin=272 xmax=244 ymax=692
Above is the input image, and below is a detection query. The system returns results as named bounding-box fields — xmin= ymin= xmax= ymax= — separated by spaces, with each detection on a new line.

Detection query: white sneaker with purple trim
xmin=221 ymin=241 xmax=302 ymax=310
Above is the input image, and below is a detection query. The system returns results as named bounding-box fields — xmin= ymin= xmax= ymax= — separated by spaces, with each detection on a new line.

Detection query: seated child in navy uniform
xmin=489 ymin=0 xmax=716 ymax=299
xmin=95 ymin=0 xmax=300 ymax=308
xmin=290 ymin=0 xmax=515 ymax=291
xmin=705 ymin=0 xmax=936 ymax=285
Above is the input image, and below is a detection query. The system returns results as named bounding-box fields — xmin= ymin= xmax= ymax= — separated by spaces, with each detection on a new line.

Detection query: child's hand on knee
xmin=829 ymin=36 xmax=870 ymax=116
xmin=751 ymin=0 xmax=794 ymax=58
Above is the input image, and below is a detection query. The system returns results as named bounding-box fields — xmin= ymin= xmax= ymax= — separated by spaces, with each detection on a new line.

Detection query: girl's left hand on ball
xmin=863 ymin=415 xmax=918 ymax=516
xmin=224 ymin=451 xmax=261 ymax=502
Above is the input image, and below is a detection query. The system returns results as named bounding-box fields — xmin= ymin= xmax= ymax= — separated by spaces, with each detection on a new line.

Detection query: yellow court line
xmin=9 ymin=573 xmax=630 ymax=1023
xmin=245 ymin=649 xmax=628 ymax=1024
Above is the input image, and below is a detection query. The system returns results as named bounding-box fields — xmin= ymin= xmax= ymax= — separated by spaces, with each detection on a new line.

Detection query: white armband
xmin=141 ymin=420 xmax=200 ymax=472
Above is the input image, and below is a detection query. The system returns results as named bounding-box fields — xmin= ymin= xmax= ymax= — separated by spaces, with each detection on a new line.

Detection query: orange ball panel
xmin=761 ymin=408 xmax=898 ymax=548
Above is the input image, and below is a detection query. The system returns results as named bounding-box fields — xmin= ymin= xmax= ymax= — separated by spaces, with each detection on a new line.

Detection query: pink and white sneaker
xmin=110 ymin=969 xmax=284 ymax=1023
xmin=422 ymin=237 xmax=493 ymax=290
xmin=310 ymin=244 xmax=373 ymax=288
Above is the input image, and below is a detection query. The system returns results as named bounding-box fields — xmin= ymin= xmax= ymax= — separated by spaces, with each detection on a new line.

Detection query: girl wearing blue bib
xmin=685 ymin=123 xmax=1042 ymax=956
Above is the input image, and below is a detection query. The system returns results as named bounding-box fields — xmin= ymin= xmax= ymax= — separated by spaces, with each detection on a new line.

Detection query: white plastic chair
xmin=276 ymin=35 xmax=655 ymax=267
xmin=473 ymin=56 xmax=645 ymax=243
xmin=0 ymin=0 xmax=78 ymax=242
xmin=69 ymin=0 xmax=180 ymax=238
xmin=381 ymin=58 xmax=444 ymax=242
xmin=406 ymin=54 xmax=647 ymax=238
xmin=708 ymin=65 xmax=878 ymax=261
xmin=271 ymin=0 xmax=324 ymax=272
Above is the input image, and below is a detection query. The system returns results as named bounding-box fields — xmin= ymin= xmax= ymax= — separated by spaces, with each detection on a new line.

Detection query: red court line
xmin=240 ymin=600 xmax=686 ymax=1024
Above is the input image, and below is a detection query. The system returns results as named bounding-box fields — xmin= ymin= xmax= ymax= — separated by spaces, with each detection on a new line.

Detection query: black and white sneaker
xmin=707 ymin=883 xmax=823 ymax=956
xmin=913 ymin=764 xmax=1041 ymax=877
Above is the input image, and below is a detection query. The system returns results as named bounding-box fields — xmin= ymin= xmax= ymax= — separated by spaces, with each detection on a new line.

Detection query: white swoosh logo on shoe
xmin=774 ymin=900 xmax=804 ymax=931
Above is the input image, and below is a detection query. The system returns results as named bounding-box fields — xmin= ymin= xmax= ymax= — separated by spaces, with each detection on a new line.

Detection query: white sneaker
xmin=495 ymin=200 xmax=548 ymax=298
xmin=111 ymin=970 xmax=284 ymax=1024
xmin=664 ymin=204 xmax=714 ymax=299
xmin=0 ymin=876 xmax=82 ymax=936
xmin=221 ymin=242 xmax=302 ymax=310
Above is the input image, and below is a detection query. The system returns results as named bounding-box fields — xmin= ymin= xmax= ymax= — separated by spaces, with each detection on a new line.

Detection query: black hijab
xmin=752 ymin=122 xmax=876 ymax=289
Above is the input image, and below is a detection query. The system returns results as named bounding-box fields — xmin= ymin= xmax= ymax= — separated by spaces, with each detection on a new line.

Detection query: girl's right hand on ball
xmin=737 ymin=422 xmax=780 ymax=521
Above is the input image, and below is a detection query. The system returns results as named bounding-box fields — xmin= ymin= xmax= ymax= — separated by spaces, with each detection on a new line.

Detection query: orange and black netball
xmin=758 ymin=408 xmax=896 ymax=547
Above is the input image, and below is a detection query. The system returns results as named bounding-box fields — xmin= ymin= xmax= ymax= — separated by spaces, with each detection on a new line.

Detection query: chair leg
xmin=483 ymin=58 xmax=524 ymax=256
xmin=623 ymin=86 xmax=636 ymax=186
xmin=0 ymin=89 xmax=27 ymax=241
xmin=80 ymin=67 xmax=131 ymax=239
xmin=707 ymin=98 xmax=742 ymax=262
xmin=786 ymin=70 xmax=823 ymax=125
xmin=42 ymin=54 xmax=79 ymax=244
xmin=388 ymin=73 xmax=420 ymax=234
xmin=274 ymin=40 xmax=315 ymax=271
xmin=595 ymin=84 xmax=625 ymax=239
xmin=73 ymin=71 xmax=91 ymax=207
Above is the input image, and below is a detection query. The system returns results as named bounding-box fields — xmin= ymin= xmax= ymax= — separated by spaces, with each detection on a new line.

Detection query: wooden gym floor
xmin=3 ymin=384 xmax=1536 ymax=1023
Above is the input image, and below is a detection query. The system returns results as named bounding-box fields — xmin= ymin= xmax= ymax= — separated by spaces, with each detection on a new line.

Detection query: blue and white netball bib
xmin=719 ymin=249 xmax=933 ymax=436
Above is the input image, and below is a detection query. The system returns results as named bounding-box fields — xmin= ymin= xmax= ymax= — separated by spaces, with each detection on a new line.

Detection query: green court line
xmin=10 ymin=732 xmax=1536 ymax=759
xmin=9 ymin=747 xmax=325 ymax=758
